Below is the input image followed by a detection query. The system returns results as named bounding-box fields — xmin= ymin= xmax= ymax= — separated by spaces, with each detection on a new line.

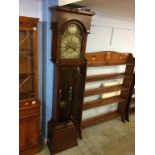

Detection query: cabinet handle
xmin=69 ymin=86 xmax=72 ymax=101
xmin=33 ymin=27 xmax=37 ymax=30
xmin=25 ymin=102 xmax=29 ymax=106
xmin=32 ymin=100 xmax=36 ymax=105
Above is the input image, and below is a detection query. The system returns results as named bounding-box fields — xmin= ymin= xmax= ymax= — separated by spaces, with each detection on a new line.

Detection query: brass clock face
xmin=60 ymin=24 xmax=82 ymax=59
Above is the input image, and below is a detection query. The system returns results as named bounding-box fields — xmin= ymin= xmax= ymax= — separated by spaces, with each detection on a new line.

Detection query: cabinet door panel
xmin=19 ymin=120 xmax=28 ymax=151
xmin=27 ymin=118 xmax=40 ymax=147
xmin=19 ymin=117 xmax=40 ymax=152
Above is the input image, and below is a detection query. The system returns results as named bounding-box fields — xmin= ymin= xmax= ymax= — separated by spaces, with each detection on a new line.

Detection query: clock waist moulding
xmin=47 ymin=6 xmax=94 ymax=154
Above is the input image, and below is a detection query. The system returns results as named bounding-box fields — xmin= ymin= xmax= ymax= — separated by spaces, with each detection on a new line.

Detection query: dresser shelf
xmin=81 ymin=111 xmax=120 ymax=128
xmin=86 ymin=73 xmax=132 ymax=82
xmin=84 ymin=84 xmax=129 ymax=97
xmin=83 ymin=96 xmax=126 ymax=110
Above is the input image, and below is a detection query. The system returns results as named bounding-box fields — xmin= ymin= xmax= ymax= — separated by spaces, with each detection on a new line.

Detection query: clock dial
xmin=60 ymin=24 xmax=82 ymax=59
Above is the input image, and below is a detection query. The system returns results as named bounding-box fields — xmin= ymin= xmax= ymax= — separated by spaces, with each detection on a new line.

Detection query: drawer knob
xmin=25 ymin=102 xmax=29 ymax=106
xmin=32 ymin=101 xmax=36 ymax=105
xmin=92 ymin=55 xmax=96 ymax=60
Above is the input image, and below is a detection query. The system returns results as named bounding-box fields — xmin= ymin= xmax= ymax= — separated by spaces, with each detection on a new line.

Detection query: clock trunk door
xmin=59 ymin=67 xmax=74 ymax=122
xmin=58 ymin=66 xmax=85 ymax=122
xmin=70 ymin=69 xmax=85 ymax=126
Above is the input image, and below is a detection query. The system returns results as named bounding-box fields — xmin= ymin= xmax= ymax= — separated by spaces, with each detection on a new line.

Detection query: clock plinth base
xmin=48 ymin=120 xmax=77 ymax=154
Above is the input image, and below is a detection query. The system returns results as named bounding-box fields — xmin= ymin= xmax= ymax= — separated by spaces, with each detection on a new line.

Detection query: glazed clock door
xmin=58 ymin=66 xmax=85 ymax=122
xmin=60 ymin=23 xmax=83 ymax=60
xmin=58 ymin=67 xmax=73 ymax=122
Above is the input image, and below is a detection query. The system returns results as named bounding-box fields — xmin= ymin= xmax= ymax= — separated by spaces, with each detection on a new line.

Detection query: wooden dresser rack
xmin=81 ymin=51 xmax=135 ymax=128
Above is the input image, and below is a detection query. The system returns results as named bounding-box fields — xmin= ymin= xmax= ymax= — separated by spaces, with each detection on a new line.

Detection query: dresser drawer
xmin=104 ymin=52 xmax=129 ymax=64
xmin=19 ymin=100 xmax=40 ymax=119
xmin=85 ymin=52 xmax=130 ymax=66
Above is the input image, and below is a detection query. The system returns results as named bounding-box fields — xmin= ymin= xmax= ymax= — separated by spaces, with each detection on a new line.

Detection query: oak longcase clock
xmin=47 ymin=6 xmax=94 ymax=154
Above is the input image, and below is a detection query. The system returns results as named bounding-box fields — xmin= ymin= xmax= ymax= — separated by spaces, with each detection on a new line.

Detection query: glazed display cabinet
xmin=19 ymin=16 xmax=41 ymax=155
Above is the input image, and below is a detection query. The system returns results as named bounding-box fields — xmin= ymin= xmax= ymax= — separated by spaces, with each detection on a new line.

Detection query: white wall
xmin=19 ymin=0 xmax=42 ymax=20
xmin=58 ymin=0 xmax=82 ymax=6
xmin=86 ymin=11 xmax=135 ymax=55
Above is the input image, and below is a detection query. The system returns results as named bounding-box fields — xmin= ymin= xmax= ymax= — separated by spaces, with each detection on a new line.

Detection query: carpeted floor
xmin=36 ymin=114 xmax=135 ymax=155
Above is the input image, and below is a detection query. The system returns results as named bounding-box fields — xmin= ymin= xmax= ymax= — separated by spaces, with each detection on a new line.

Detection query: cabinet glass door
xmin=19 ymin=29 xmax=35 ymax=100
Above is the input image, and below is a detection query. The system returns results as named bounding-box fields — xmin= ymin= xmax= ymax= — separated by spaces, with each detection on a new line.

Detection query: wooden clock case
xmin=47 ymin=6 xmax=94 ymax=154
